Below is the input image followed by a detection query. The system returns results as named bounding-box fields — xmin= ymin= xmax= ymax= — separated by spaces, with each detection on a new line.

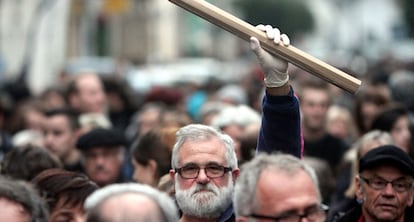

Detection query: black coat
xmin=332 ymin=205 xmax=414 ymax=222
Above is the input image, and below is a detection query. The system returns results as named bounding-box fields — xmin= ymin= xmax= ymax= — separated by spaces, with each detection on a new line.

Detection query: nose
xmin=382 ymin=182 xmax=396 ymax=195
xmin=196 ymin=168 xmax=210 ymax=184
xmin=43 ymin=133 xmax=52 ymax=145
xmin=94 ymin=155 xmax=107 ymax=165
xmin=297 ymin=215 xmax=311 ymax=222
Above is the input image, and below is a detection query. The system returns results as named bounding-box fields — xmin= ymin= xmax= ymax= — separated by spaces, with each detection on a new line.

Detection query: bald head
xmin=84 ymin=183 xmax=178 ymax=222
xmin=68 ymin=72 xmax=107 ymax=114
xmin=98 ymin=192 xmax=162 ymax=222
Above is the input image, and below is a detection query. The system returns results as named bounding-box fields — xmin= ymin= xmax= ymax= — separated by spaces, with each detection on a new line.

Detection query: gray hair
xmin=233 ymin=153 xmax=321 ymax=217
xmin=0 ymin=176 xmax=49 ymax=222
xmin=171 ymin=124 xmax=238 ymax=169
xmin=389 ymin=70 xmax=414 ymax=111
xmin=84 ymin=183 xmax=179 ymax=222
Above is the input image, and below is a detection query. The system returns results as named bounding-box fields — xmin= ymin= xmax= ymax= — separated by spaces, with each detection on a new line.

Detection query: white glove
xmin=250 ymin=24 xmax=290 ymax=88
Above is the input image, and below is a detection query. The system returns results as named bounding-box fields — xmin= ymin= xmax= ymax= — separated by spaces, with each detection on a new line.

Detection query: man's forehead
xmin=180 ymin=161 xmax=223 ymax=166
xmin=362 ymin=164 xmax=413 ymax=178
xmin=256 ymin=169 xmax=320 ymax=214
xmin=178 ymin=145 xmax=227 ymax=165
xmin=85 ymin=146 xmax=122 ymax=153
xmin=45 ymin=117 xmax=71 ymax=128
xmin=179 ymin=138 xmax=225 ymax=153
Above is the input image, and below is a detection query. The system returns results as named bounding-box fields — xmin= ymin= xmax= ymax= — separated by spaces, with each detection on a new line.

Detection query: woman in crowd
xmin=31 ymin=168 xmax=98 ymax=222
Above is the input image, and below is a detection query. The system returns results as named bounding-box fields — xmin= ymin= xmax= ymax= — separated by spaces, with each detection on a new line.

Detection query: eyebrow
xmin=276 ymin=204 xmax=320 ymax=216
xmin=369 ymin=174 xmax=409 ymax=181
xmin=182 ymin=161 xmax=222 ymax=167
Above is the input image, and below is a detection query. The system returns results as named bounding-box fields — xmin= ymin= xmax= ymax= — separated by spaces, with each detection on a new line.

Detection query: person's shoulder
xmin=324 ymin=134 xmax=348 ymax=149
xmin=218 ymin=204 xmax=235 ymax=222
xmin=404 ymin=205 xmax=414 ymax=220
xmin=327 ymin=198 xmax=358 ymax=222
xmin=330 ymin=205 xmax=361 ymax=222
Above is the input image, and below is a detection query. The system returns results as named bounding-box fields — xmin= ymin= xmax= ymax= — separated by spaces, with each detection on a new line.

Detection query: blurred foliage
xmin=400 ymin=0 xmax=414 ymax=37
xmin=234 ymin=0 xmax=314 ymax=38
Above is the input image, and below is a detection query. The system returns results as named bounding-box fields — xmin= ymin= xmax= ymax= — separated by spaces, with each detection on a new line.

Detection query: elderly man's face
xmin=83 ymin=147 xmax=124 ymax=187
xmin=170 ymin=138 xmax=239 ymax=219
xmin=357 ymin=165 xmax=414 ymax=222
xmin=246 ymin=169 xmax=325 ymax=222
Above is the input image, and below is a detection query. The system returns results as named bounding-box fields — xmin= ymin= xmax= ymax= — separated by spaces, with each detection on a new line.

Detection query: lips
xmin=377 ymin=203 xmax=397 ymax=210
xmin=193 ymin=189 xmax=214 ymax=194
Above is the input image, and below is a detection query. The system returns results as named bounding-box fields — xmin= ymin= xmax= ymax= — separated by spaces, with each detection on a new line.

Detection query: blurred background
xmin=1 ymin=0 xmax=414 ymax=95
xmin=2 ymin=0 xmax=414 ymax=207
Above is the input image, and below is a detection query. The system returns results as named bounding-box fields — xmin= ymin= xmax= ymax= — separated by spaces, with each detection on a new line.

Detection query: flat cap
xmin=76 ymin=128 xmax=126 ymax=151
xmin=359 ymin=145 xmax=414 ymax=176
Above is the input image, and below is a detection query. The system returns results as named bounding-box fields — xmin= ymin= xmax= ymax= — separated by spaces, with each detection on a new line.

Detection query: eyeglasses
xmin=246 ymin=204 xmax=328 ymax=222
xmin=175 ymin=164 xmax=232 ymax=179
xmin=360 ymin=176 xmax=413 ymax=193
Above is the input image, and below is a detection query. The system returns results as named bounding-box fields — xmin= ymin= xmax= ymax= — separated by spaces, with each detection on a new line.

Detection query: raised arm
xmin=252 ymin=25 xmax=303 ymax=158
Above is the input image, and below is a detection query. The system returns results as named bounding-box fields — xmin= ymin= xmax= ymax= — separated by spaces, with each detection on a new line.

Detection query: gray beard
xmin=175 ymin=176 xmax=234 ymax=219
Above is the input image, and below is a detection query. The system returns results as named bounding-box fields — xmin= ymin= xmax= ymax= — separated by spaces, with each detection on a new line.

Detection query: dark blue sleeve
xmin=256 ymin=86 xmax=303 ymax=158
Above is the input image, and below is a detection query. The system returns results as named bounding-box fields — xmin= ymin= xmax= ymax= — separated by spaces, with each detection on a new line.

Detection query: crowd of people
xmin=0 ymin=23 xmax=414 ymax=222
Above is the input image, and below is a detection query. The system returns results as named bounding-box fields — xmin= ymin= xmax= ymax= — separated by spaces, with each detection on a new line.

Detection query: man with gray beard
xmin=170 ymin=124 xmax=239 ymax=221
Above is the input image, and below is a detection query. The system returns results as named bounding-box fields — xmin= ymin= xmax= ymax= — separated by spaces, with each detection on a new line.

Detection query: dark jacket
xmin=327 ymin=197 xmax=358 ymax=222
xmin=331 ymin=205 xmax=362 ymax=222
xmin=257 ymin=87 xmax=302 ymax=158
xmin=332 ymin=205 xmax=414 ymax=222
xmin=189 ymin=87 xmax=302 ymax=222
xmin=218 ymin=204 xmax=235 ymax=222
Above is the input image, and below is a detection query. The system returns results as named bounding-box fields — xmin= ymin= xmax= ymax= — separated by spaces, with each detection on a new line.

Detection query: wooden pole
xmin=168 ymin=0 xmax=362 ymax=94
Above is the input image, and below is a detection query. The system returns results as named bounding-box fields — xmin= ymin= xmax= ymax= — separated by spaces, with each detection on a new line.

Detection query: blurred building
xmin=0 ymin=0 xmax=413 ymax=93
xmin=66 ymin=0 xmax=241 ymax=63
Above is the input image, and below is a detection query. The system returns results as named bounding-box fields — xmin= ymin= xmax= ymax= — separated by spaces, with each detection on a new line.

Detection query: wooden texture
xmin=169 ymin=0 xmax=362 ymax=94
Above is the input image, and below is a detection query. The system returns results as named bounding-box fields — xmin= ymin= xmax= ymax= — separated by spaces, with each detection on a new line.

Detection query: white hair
xmin=84 ymin=183 xmax=178 ymax=222
xmin=171 ymin=124 xmax=238 ymax=169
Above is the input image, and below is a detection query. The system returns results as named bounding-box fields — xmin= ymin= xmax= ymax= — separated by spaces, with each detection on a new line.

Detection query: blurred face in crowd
xmin=49 ymin=204 xmax=85 ymax=222
xmin=361 ymin=102 xmax=383 ymax=133
xmin=391 ymin=115 xmax=411 ymax=152
xmin=300 ymin=88 xmax=330 ymax=132
xmin=221 ymin=124 xmax=243 ymax=161
xmin=238 ymin=169 xmax=325 ymax=222
xmin=42 ymin=90 xmax=66 ymax=110
xmin=138 ymin=109 xmax=162 ymax=137
xmin=0 ymin=197 xmax=30 ymax=222
xmin=73 ymin=74 xmax=107 ymax=114
xmin=43 ymin=114 xmax=77 ymax=161
xmin=83 ymin=147 xmax=124 ymax=187
xmin=170 ymin=137 xmax=239 ymax=219
xmin=24 ymin=109 xmax=46 ymax=132
xmin=132 ymin=158 xmax=157 ymax=187
xmin=97 ymin=193 xmax=163 ymax=221
xmin=357 ymin=165 xmax=414 ymax=222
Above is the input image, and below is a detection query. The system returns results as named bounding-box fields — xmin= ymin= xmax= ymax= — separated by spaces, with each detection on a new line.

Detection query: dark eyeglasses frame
xmin=360 ymin=176 xmax=413 ymax=193
xmin=245 ymin=204 xmax=329 ymax=222
xmin=174 ymin=165 xmax=232 ymax=179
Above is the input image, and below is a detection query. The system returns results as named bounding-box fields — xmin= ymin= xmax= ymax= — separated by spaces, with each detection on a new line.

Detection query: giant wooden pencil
xmin=168 ymin=0 xmax=362 ymax=94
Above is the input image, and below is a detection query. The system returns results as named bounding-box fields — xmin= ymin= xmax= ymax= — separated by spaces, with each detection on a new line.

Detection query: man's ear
xmin=169 ymin=169 xmax=175 ymax=183
xmin=355 ymin=175 xmax=363 ymax=200
xmin=407 ymin=186 xmax=414 ymax=207
xmin=232 ymin=168 xmax=240 ymax=182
